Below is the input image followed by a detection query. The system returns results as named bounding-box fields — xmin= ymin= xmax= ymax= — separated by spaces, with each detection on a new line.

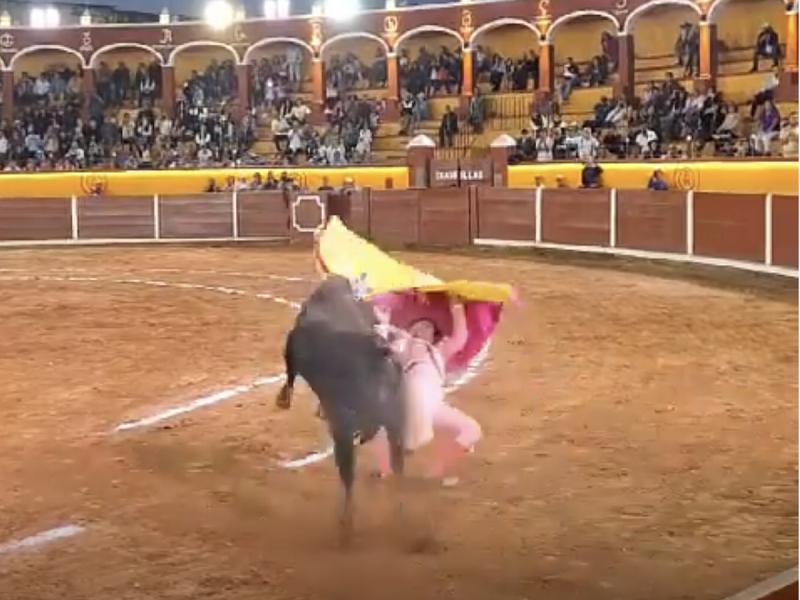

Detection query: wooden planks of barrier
xmin=0 ymin=187 xmax=796 ymax=278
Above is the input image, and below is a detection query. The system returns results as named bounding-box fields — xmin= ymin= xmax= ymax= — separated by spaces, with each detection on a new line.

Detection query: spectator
xmin=439 ymin=105 xmax=458 ymax=148
xmin=635 ymin=125 xmax=659 ymax=157
xmin=399 ymin=90 xmax=417 ymax=135
xmin=601 ymin=31 xmax=618 ymax=72
xmin=675 ymin=23 xmax=699 ymax=77
xmin=580 ymin=158 xmax=603 ymax=188
xmin=647 ymin=169 xmax=669 ymax=191
xmin=752 ymin=23 xmax=781 ymax=72
xmin=576 ymin=127 xmax=599 ymax=161
xmin=751 ymin=99 xmax=781 ymax=155
xmin=533 ymin=128 xmax=555 ymax=161
xmin=467 ymin=90 xmax=486 ymax=133
xmin=779 ymin=113 xmax=798 ymax=158
xmin=558 ymin=57 xmax=580 ymax=101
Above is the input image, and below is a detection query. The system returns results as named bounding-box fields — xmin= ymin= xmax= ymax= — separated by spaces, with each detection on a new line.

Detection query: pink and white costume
xmin=374 ymin=300 xmax=482 ymax=480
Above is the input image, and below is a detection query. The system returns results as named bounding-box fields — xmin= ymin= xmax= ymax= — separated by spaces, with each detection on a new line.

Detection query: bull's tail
xmin=275 ymin=329 xmax=298 ymax=410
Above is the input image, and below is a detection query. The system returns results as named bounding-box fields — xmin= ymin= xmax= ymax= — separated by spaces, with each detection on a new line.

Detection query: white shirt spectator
xmin=33 ymin=77 xmax=50 ymax=97
xmin=577 ymin=131 xmax=599 ymax=161
xmin=159 ymin=117 xmax=173 ymax=138
xmin=635 ymin=128 xmax=658 ymax=155
xmin=0 ymin=134 xmax=8 ymax=156
xmin=291 ymin=103 xmax=311 ymax=123
xmin=197 ymin=146 xmax=213 ymax=165
xmin=195 ymin=127 xmax=211 ymax=147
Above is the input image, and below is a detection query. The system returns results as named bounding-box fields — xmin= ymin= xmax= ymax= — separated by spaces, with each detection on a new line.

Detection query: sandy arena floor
xmin=0 ymin=246 xmax=796 ymax=600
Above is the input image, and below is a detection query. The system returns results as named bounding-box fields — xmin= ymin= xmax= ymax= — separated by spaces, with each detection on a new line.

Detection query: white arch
xmin=706 ymin=0 xmax=786 ymax=22
xmin=546 ymin=10 xmax=621 ymax=42
xmin=622 ymin=0 xmax=703 ymax=34
xmin=393 ymin=25 xmax=465 ymax=51
xmin=470 ymin=18 xmax=542 ymax=45
xmin=242 ymin=37 xmax=315 ymax=64
xmin=319 ymin=32 xmax=390 ymax=57
xmin=7 ymin=45 xmax=87 ymax=72
xmin=167 ymin=41 xmax=240 ymax=67
xmin=89 ymin=43 xmax=164 ymax=69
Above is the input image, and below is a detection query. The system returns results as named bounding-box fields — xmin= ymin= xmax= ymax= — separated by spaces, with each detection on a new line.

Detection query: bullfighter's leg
xmin=331 ymin=426 xmax=357 ymax=547
xmin=427 ymin=402 xmax=482 ymax=486
xmin=275 ymin=329 xmax=297 ymax=410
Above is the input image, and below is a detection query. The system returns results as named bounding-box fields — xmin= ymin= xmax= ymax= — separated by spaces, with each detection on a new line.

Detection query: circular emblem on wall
xmin=383 ymin=15 xmax=398 ymax=33
xmin=80 ymin=173 xmax=109 ymax=196
xmin=672 ymin=167 xmax=698 ymax=190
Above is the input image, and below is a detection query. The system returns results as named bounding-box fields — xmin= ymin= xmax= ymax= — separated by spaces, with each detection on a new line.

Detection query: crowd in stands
xmin=0 ymin=17 xmax=796 ymax=174
xmin=0 ymin=59 xmax=260 ymax=171
xmin=513 ymin=19 xmax=798 ymax=180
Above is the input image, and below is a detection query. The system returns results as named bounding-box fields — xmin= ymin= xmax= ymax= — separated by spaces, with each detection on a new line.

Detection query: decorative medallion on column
xmin=383 ymin=13 xmax=399 ymax=50
xmin=536 ymin=0 xmax=552 ymax=39
xmin=154 ymin=27 xmax=174 ymax=64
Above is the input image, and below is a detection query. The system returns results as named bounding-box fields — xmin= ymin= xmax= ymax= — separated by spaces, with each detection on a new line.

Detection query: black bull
xmin=275 ymin=275 xmax=407 ymax=540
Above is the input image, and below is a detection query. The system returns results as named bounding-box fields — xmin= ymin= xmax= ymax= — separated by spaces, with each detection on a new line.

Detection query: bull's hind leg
xmin=275 ymin=329 xmax=298 ymax=410
xmin=331 ymin=428 xmax=357 ymax=548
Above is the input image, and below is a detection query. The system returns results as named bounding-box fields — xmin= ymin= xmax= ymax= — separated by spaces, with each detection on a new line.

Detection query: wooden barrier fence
xmin=0 ymin=188 xmax=796 ymax=278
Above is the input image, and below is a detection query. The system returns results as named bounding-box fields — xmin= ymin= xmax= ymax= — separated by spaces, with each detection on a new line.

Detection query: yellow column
xmin=462 ymin=48 xmax=473 ymax=96
xmin=786 ymin=10 xmax=798 ymax=72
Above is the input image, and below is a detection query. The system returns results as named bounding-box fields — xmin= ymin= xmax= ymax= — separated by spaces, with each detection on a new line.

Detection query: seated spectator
xmin=751 ymin=99 xmax=781 ymax=155
xmin=752 ymin=23 xmax=781 ymax=71
xmin=439 ymin=105 xmax=458 ymax=148
xmin=558 ymin=57 xmax=580 ymax=102
xmin=647 ymin=169 xmax=669 ymax=191
xmin=580 ymin=158 xmax=603 ymax=188
xmin=534 ymin=128 xmax=555 ymax=162
xmin=711 ymin=102 xmax=741 ymax=155
xmin=586 ymin=55 xmax=610 ymax=87
xmin=515 ymin=128 xmax=536 ymax=161
xmin=635 ymin=125 xmax=659 ymax=157
xmin=576 ymin=127 xmax=599 ymax=162
xmin=749 ymin=67 xmax=780 ymax=118
xmin=779 ymin=113 xmax=798 ymax=158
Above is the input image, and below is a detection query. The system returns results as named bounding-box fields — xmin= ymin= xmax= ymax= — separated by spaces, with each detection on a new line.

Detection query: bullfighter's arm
xmin=437 ymin=300 xmax=467 ymax=361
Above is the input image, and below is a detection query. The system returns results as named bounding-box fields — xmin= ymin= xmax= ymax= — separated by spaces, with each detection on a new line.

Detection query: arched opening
xmin=549 ymin=13 xmax=619 ymax=100
xmin=395 ymin=27 xmax=464 ymax=97
xmin=713 ymin=0 xmax=784 ymax=72
xmin=89 ymin=45 xmax=164 ymax=111
xmin=11 ymin=47 xmax=86 ymax=119
xmin=470 ymin=20 xmax=540 ymax=94
xmin=244 ymin=40 xmax=315 ymax=110
xmin=626 ymin=1 xmax=702 ymax=84
xmin=170 ymin=42 xmax=240 ymax=108
xmin=320 ymin=34 xmax=390 ymax=95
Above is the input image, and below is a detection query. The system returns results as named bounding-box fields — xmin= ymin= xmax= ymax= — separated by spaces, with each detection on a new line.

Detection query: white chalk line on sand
xmin=2 ymin=269 xmax=492 ymax=470
xmin=0 ymin=267 xmax=309 ymax=283
xmin=0 ymin=525 xmax=85 ymax=556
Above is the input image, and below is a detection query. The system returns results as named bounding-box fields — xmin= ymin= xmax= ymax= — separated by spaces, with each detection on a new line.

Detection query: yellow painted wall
xmin=397 ymin=31 xmax=463 ymax=61
xmin=552 ymin=16 xmax=617 ymax=65
xmin=13 ymin=49 xmax=83 ymax=77
xmin=0 ymin=167 xmax=409 ymax=198
xmin=631 ymin=5 xmax=699 ymax=58
xmin=173 ymin=46 xmax=239 ymax=87
xmin=322 ymin=37 xmax=386 ymax=67
xmin=91 ymin=48 xmax=159 ymax=71
xmin=0 ymin=162 xmax=794 ymax=198
xmin=508 ymin=161 xmax=799 ymax=195
xmin=716 ymin=0 xmax=784 ymax=51
xmin=473 ymin=25 xmax=539 ymax=61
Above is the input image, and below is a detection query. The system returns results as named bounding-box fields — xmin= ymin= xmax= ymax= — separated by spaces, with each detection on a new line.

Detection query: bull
xmin=275 ymin=274 xmax=407 ymax=544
